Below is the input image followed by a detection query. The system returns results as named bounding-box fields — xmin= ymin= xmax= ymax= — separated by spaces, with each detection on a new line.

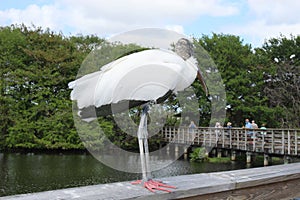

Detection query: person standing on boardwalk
xmin=251 ymin=120 xmax=258 ymax=139
xmin=226 ymin=122 xmax=232 ymax=138
xmin=188 ymin=121 xmax=197 ymax=141
xmin=214 ymin=122 xmax=222 ymax=141
xmin=188 ymin=121 xmax=197 ymax=131
xmin=251 ymin=120 xmax=258 ymax=129
xmin=260 ymin=123 xmax=267 ymax=136
xmin=244 ymin=118 xmax=253 ymax=138
xmin=226 ymin=122 xmax=232 ymax=129
xmin=244 ymin=119 xmax=252 ymax=129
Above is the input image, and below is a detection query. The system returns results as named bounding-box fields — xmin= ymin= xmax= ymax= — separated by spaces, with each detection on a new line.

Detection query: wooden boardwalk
xmin=3 ymin=163 xmax=300 ymax=199
xmin=161 ymin=127 xmax=300 ymax=156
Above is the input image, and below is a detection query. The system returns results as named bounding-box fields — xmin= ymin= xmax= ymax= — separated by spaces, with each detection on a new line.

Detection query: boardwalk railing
xmin=160 ymin=127 xmax=300 ymax=156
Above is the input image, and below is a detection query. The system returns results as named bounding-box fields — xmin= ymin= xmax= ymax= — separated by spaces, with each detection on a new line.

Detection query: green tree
xmin=0 ymin=25 xmax=28 ymax=148
xmin=256 ymin=35 xmax=300 ymax=127
xmin=196 ymin=33 xmax=269 ymax=127
xmin=0 ymin=25 xmax=90 ymax=149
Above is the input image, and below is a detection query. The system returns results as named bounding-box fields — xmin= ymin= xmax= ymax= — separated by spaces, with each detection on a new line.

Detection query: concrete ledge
xmin=1 ymin=163 xmax=300 ymax=200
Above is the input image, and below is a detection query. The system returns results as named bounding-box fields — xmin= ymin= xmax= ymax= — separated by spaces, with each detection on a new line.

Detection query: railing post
xmin=288 ymin=130 xmax=291 ymax=155
xmin=295 ymin=130 xmax=298 ymax=155
xmin=165 ymin=127 xmax=167 ymax=139
xmin=264 ymin=154 xmax=270 ymax=166
xmin=261 ymin=130 xmax=265 ymax=151
xmin=222 ymin=129 xmax=225 ymax=148
xmin=183 ymin=127 xmax=185 ymax=144
xmin=177 ymin=127 xmax=180 ymax=143
xmin=246 ymin=151 xmax=252 ymax=164
xmin=244 ymin=129 xmax=247 ymax=150
xmin=253 ymin=130 xmax=256 ymax=151
xmin=271 ymin=130 xmax=274 ymax=153
xmin=187 ymin=128 xmax=190 ymax=144
xmin=182 ymin=127 xmax=184 ymax=143
xmin=168 ymin=127 xmax=171 ymax=142
xmin=231 ymin=150 xmax=236 ymax=161
xmin=237 ymin=130 xmax=240 ymax=149
xmin=229 ymin=129 xmax=232 ymax=149
xmin=282 ymin=130 xmax=285 ymax=154
xmin=197 ymin=128 xmax=200 ymax=145
xmin=203 ymin=128 xmax=206 ymax=146
xmin=209 ymin=128 xmax=212 ymax=146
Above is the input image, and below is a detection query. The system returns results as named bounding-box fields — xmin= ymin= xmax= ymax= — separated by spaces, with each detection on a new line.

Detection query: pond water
xmin=0 ymin=152 xmax=281 ymax=197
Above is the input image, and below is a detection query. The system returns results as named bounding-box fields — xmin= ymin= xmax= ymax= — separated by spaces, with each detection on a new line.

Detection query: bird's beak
xmin=197 ymin=70 xmax=208 ymax=96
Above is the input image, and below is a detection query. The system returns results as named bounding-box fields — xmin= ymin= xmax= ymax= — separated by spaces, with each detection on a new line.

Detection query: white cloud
xmin=218 ymin=0 xmax=300 ymax=46
xmin=247 ymin=0 xmax=300 ymax=25
xmin=223 ymin=20 xmax=300 ymax=46
xmin=0 ymin=0 xmax=239 ymax=36
xmin=58 ymin=0 xmax=239 ymax=35
xmin=7 ymin=0 xmax=300 ymax=48
xmin=0 ymin=4 xmax=64 ymax=31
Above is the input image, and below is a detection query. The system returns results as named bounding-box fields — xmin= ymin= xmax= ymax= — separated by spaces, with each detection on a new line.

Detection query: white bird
xmin=69 ymin=38 xmax=207 ymax=192
xmin=290 ymin=54 xmax=295 ymax=59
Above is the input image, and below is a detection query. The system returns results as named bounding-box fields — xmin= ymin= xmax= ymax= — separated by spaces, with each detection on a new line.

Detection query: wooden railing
xmin=160 ymin=127 xmax=300 ymax=156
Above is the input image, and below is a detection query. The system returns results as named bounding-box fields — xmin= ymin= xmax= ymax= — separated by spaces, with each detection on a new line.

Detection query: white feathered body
xmin=69 ymin=49 xmax=198 ymax=112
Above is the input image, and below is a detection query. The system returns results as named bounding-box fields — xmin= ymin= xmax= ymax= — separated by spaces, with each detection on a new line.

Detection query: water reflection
xmin=0 ymin=152 xmax=277 ymax=197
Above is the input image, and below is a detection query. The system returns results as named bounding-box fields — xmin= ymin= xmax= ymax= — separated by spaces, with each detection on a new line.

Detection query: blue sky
xmin=0 ymin=0 xmax=299 ymax=47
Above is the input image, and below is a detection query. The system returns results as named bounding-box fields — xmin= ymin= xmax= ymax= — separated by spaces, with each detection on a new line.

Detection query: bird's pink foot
xmin=131 ymin=179 xmax=176 ymax=193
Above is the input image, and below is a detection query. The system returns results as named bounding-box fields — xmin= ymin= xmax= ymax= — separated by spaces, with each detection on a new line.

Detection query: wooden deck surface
xmin=1 ymin=162 xmax=300 ymax=199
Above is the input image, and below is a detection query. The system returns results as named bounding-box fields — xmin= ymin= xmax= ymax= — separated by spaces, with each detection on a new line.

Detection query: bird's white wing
xmin=68 ymin=71 xmax=101 ymax=109
xmin=69 ymin=49 xmax=198 ymax=110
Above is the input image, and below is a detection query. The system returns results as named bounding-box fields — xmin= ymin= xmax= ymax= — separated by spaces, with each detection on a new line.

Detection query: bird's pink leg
xmin=144 ymin=179 xmax=176 ymax=193
xmin=131 ymin=179 xmax=176 ymax=193
xmin=131 ymin=104 xmax=176 ymax=193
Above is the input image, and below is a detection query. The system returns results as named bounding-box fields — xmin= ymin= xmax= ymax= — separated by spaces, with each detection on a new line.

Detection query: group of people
xmin=243 ymin=118 xmax=267 ymax=138
xmin=243 ymin=118 xmax=266 ymax=130
xmin=188 ymin=118 xmax=267 ymax=131
xmin=188 ymin=119 xmax=267 ymax=141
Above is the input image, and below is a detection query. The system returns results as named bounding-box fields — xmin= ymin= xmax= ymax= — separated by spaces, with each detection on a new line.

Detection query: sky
xmin=0 ymin=0 xmax=300 ymax=47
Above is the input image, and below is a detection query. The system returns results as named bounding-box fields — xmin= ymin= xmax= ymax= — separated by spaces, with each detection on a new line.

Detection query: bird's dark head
xmin=175 ymin=38 xmax=208 ymax=96
xmin=175 ymin=38 xmax=194 ymax=60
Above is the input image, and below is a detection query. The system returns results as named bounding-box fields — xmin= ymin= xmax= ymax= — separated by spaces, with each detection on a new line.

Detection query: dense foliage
xmin=0 ymin=25 xmax=299 ymax=151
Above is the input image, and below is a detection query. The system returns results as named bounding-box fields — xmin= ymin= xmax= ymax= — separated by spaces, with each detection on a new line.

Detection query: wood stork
xmin=68 ymin=38 xmax=207 ymax=192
